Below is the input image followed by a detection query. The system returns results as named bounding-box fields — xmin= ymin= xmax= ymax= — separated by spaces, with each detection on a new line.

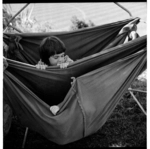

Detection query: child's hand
xmin=65 ymin=55 xmax=74 ymax=63
xmin=57 ymin=62 xmax=69 ymax=69
xmin=36 ymin=60 xmax=48 ymax=70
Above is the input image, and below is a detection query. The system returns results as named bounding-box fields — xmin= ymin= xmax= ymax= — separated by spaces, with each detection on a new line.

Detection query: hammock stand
xmin=4 ymin=20 xmax=146 ymax=146
xmin=3 ymin=3 xmax=147 ymax=148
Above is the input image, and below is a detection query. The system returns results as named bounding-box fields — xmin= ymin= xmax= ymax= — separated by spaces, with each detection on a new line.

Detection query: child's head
xmin=39 ymin=36 xmax=66 ymax=65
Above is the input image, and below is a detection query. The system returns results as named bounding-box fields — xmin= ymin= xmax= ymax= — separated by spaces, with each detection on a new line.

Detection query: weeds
xmin=3 ymin=4 xmax=54 ymax=33
xmin=70 ymin=16 xmax=95 ymax=31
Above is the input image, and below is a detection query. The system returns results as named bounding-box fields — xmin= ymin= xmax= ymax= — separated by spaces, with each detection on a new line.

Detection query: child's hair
xmin=39 ymin=36 xmax=66 ymax=65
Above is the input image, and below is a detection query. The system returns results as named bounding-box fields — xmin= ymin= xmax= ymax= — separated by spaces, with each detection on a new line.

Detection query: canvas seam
xmin=76 ymin=93 xmax=87 ymax=137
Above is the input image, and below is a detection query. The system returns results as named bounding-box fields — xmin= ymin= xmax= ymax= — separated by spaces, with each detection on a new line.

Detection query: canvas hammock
xmin=3 ymin=17 xmax=147 ymax=145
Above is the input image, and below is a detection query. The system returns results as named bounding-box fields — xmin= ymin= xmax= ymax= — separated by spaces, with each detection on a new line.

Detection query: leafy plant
xmin=70 ymin=16 xmax=95 ymax=31
xmin=3 ymin=4 xmax=54 ymax=33
xmin=14 ymin=4 xmax=54 ymax=33
xmin=3 ymin=4 xmax=15 ymax=32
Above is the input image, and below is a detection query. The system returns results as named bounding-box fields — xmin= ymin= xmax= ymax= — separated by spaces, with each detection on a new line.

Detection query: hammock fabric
xmin=3 ymin=17 xmax=146 ymax=144
xmin=4 ymin=17 xmax=140 ymax=64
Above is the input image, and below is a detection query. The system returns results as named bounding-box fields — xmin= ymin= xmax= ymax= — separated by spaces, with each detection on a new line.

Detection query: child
xmin=36 ymin=36 xmax=74 ymax=115
xmin=36 ymin=36 xmax=73 ymax=69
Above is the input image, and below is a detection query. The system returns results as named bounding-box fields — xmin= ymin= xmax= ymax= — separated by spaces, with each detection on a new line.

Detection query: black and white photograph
xmin=3 ymin=2 xmax=147 ymax=148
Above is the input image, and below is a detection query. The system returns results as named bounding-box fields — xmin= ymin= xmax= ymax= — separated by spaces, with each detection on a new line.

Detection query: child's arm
xmin=65 ymin=55 xmax=74 ymax=63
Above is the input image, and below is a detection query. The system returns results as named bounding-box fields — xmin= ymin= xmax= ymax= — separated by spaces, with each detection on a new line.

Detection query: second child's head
xmin=39 ymin=36 xmax=66 ymax=66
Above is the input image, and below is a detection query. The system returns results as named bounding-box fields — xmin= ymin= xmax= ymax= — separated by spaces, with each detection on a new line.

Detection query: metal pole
xmin=114 ymin=2 xmax=133 ymax=17
xmin=4 ymin=3 xmax=30 ymax=31
xmin=3 ymin=27 xmax=8 ymax=33
xmin=9 ymin=24 xmax=23 ymax=33
xmin=22 ymin=127 xmax=29 ymax=148
xmin=129 ymin=91 xmax=147 ymax=116
xmin=128 ymin=88 xmax=147 ymax=93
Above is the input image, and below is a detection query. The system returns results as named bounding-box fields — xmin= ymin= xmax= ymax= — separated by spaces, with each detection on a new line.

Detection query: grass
xmin=4 ymin=79 xmax=146 ymax=148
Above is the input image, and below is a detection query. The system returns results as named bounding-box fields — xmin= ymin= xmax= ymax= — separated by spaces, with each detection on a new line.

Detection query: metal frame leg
xmin=128 ymin=89 xmax=147 ymax=116
xmin=22 ymin=127 xmax=29 ymax=148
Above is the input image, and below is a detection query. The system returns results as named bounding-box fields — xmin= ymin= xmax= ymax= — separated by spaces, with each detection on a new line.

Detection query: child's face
xmin=49 ymin=52 xmax=65 ymax=66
